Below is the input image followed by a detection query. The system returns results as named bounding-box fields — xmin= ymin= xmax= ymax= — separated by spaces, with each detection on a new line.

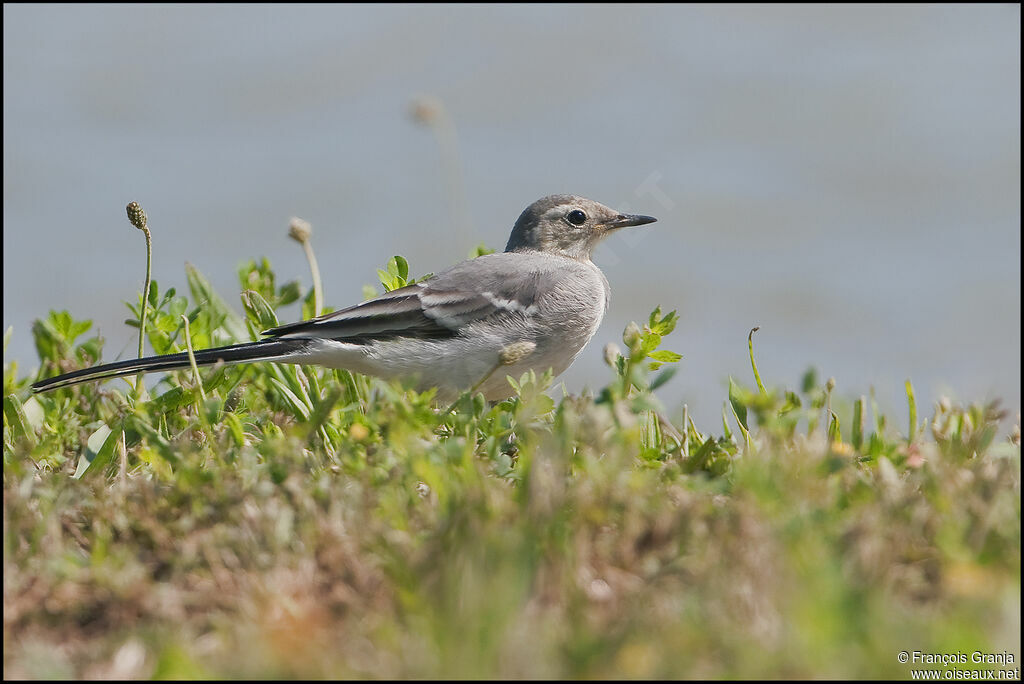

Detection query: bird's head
xmin=504 ymin=195 xmax=657 ymax=260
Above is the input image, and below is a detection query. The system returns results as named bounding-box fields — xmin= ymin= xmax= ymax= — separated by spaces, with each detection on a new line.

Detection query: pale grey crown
xmin=504 ymin=195 xmax=657 ymax=260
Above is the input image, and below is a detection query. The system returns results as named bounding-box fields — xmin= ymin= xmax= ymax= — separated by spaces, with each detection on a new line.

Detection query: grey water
xmin=4 ymin=4 xmax=1020 ymax=432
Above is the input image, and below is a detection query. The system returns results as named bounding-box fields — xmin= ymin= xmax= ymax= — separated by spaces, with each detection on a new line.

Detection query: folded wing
xmin=263 ymin=254 xmax=552 ymax=344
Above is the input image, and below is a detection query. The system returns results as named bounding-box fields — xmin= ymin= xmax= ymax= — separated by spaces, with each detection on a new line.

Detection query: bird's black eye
xmin=566 ymin=210 xmax=587 ymax=226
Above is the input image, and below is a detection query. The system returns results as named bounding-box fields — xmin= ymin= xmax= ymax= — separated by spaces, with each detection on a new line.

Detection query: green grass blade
xmin=748 ymin=327 xmax=766 ymax=395
xmin=73 ymin=424 xmax=119 ymax=479
xmin=852 ymin=396 xmax=865 ymax=450
xmin=905 ymin=379 xmax=917 ymax=442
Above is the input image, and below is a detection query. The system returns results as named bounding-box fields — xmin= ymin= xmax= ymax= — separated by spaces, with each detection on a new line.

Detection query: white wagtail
xmin=32 ymin=195 xmax=656 ymax=400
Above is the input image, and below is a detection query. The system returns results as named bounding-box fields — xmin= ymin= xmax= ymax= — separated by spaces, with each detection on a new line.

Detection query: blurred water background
xmin=4 ymin=4 xmax=1020 ymax=430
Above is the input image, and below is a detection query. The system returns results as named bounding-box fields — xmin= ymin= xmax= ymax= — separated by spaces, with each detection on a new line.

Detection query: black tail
xmin=31 ymin=338 xmax=311 ymax=393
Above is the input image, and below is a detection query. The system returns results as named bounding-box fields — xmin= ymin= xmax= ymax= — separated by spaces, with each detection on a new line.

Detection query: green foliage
xmin=375 ymin=255 xmax=434 ymax=293
xmin=125 ymin=281 xmax=196 ymax=355
xmin=32 ymin=309 xmax=102 ymax=370
xmin=2 ymin=257 xmax=1019 ymax=679
xmin=237 ymin=257 xmax=303 ymax=310
xmin=73 ymin=424 xmax=120 ymax=479
xmin=377 ymin=254 xmax=410 ymax=292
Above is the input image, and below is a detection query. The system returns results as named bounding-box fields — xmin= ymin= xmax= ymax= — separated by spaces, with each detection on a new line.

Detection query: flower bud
xmin=126 ymin=202 xmax=147 ymax=230
xmin=288 ymin=217 xmax=312 ymax=243
xmin=623 ymin=322 xmax=642 ymax=349
xmin=499 ymin=341 xmax=536 ymax=366
xmin=603 ymin=342 xmax=622 ymax=368
xmin=410 ymin=95 xmax=442 ymax=124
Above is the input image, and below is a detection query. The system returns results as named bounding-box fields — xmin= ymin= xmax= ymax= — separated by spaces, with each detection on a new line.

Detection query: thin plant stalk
xmin=905 ymin=379 xmax=918 ymax=443
xmin=411 ymin=95 xmax=473 ymax=247
xmin=139 ymin=231 xmax=152 ymax=359
xmin=126 ymin=202 xmax=152 ymax=397
xmin=748 ymin=326 xmax=766 ymax=395
xmin=181 ymin=314 xmax=207 ymax=404
xmin=303 ymin=239 xmax=323 ymax=316
xmin=681 ymin=404 xmax=690 ymax=460
xmin=289 ymin=218 xmax=323 ymax=317
xmin=445 ymin=341 xmax=536 ymax=414
xmin=118 ymin=430 xmax=127 ymax=491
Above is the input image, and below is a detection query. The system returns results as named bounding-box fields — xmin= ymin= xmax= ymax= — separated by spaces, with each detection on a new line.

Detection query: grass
xmin=3 ymin=252 xmax=1020 ymax=679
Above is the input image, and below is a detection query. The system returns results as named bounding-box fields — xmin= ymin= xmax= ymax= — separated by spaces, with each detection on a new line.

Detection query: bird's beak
xmin=600 ymin=213 xmax=658 ymax=231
